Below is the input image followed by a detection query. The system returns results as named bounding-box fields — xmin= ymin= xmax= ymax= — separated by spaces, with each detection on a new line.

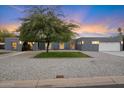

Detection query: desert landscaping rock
xmin=0 ymin=51 xmax=124 ymax=80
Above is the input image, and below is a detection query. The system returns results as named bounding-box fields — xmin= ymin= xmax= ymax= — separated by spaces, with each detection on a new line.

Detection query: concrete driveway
xmin=102 ymin=51 xmax=124 ymax=57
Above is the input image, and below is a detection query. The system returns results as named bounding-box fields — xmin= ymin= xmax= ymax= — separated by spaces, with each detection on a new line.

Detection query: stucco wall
xmin=5 ymin=38 xmax=19 ymax=51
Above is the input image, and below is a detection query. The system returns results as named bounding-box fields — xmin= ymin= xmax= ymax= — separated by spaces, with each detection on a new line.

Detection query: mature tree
xmin=19 ymin=6 xmax=78 ymax=52
xmin=0 ymin=29 xmax=15 ymax=42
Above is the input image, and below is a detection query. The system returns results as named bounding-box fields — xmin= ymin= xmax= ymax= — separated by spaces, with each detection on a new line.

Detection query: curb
xmin=0 ymin=76 xmax=124 ymax=88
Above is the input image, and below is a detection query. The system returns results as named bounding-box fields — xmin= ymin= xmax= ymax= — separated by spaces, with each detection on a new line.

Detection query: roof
xmin=76 ymin=36 xmax=121 ymax=42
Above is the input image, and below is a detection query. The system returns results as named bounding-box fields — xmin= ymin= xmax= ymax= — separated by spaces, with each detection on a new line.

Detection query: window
xmin=12 ymin=42 xmax=17 ymax=49
xmin=78 ymin=41 xmax=81 ymax=45
xmin=92 ymin=41 xmax=99 ymax=44
xmin=70 ymin=42 xmax=75 ymax=49
xmin=78 ymin=41 xmax=84 ymax=45
xmin=59 ymin=42 xmax=64 ymax=49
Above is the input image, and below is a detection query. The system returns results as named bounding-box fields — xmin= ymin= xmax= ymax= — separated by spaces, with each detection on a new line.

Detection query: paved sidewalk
xmin=0 ymin=52 xmax=26 ymax=59
xmin=102 ymin=51 xmax=124 ymax=57
xmin=0 ymin=76 xmax=124 ymax=88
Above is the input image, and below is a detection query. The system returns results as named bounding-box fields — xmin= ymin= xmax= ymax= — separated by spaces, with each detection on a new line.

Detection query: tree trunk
xmin=46 ymin=41 xmax=50 ymax=53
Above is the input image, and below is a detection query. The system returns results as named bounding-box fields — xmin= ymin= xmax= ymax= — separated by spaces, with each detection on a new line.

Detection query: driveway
xmin=102 ymin=51 xmax=124 ymax=57
xmin=0 ymin=51 xmax=124 ymax=80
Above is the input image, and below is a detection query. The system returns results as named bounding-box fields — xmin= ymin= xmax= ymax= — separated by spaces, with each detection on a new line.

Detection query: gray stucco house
xmin=4 ymin=37 xmax=76 ymax=51
xmin=5 ymin=36 xmax=123 ymax=51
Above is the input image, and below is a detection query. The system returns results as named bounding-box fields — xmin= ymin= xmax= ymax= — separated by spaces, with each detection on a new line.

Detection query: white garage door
xmin=99 ymin=42 xmax=120 ymax=51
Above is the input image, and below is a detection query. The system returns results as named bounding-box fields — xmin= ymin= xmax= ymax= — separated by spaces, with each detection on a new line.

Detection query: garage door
xmin=99 ymin=42 xmax=120 ymax=51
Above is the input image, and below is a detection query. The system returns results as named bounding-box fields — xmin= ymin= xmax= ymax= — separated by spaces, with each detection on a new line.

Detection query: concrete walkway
xmin=0 ymin=76 xmax=124 ymax=88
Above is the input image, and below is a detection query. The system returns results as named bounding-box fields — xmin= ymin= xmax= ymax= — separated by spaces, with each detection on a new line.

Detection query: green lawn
xmin=34 ymin=52 xmax=90 ymax=58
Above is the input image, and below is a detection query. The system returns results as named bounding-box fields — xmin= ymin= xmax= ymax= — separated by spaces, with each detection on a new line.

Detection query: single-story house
xmin=0 ymin=42 xmax=5 ymax=49
xmin=4 ymin=36 xmax=123 ymax=51
xmin=4 ymin=37 xmax=76 ymax=51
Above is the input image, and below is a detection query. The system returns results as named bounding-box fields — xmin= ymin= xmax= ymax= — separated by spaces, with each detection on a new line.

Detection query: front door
xmin=59 ymin=42 xmax=64 ymax=49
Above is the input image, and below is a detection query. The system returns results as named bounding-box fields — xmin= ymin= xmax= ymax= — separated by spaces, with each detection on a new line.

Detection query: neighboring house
xmin=4 ymin=36 xmax=123 ymax=51
xmin=0 ymin=42 xmax=5 ymax=49
xmin=5 ymin=38 xmax=22 ymax=51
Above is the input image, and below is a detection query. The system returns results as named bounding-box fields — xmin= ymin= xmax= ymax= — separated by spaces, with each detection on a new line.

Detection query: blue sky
xmin=0 ymin=5 xmax=124 ymax=37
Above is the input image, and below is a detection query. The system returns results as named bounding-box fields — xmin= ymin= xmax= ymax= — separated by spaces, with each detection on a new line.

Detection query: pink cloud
xmin=73 ymin=23 xmax=108 ymax=34
xmin=70 ymin=15 xmax=124 ymax=36
xmin=0 ymin=23 xmax=21 ymax=32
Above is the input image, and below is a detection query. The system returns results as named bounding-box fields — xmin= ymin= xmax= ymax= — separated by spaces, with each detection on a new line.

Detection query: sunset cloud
xmin=70 ymin=13 xmax=124 ymax=35
xmin=1 ymin=5 xmax=124 ymax=37
xmin=0 ymin=23 xmax=20 ymax=32
xmin=74 ymin=23 xmax=108 ymax=34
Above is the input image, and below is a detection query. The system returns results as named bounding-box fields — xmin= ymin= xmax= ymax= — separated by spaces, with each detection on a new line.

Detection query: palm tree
xmin=19 ymin=6 xmax=78 ymax=52
xmin=118 ymin=27 xmax=123 ymax=36
xmin=118 ymin=27 xmax=124 ymax=50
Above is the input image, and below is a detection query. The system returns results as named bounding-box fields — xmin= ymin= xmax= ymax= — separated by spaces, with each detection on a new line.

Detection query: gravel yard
xmin=0 ymin=51 xmax=124 ymax=80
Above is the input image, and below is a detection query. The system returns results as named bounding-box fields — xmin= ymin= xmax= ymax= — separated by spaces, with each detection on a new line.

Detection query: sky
xmin=0 ymin=5 xmax=124 ymax=37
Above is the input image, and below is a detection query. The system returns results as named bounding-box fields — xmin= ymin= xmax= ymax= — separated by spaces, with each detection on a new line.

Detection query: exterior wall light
xmin=32 ymin=42 xmax=35 ymax=44
xmin=121 ymin=41 xmax=123 ymax=44
xmin=19 ymin=41 xmax=22 ymax=44
xmin=81 ymin=41 xmax=84 ymax=44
